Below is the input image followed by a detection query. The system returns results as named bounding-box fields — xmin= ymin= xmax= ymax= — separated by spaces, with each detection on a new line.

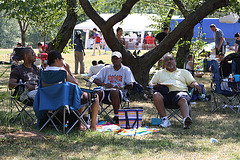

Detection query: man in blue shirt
xmin=74 ymin=31 xmax=85 ymax=74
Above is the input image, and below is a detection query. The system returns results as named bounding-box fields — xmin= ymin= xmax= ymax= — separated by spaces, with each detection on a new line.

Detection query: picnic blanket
xmin=96 ymin=121 xmax=160 ymax=136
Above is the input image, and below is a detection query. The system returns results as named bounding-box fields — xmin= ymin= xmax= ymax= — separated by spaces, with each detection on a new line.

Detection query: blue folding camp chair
xmin=33 ymin=70 xmax=96 ymax=134
xmin=210 ymin=60 xmax=239 ymax=113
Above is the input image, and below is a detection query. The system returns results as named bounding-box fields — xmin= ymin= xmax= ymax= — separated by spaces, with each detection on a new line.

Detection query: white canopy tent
xmin=74 ymin=14 xmax=157 ymax=49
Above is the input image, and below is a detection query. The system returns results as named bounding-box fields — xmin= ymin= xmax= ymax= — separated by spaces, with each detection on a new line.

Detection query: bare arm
xmin=63 ymin=63 xmax=78 ymax=85
xmin=93 ymin=78 xmax=113 ymax=88
xmin=9 ymin=78 xmax=36 ymax=91
xmin=218 ymin=37 xmax=224 ymax=51
xmin=189 ymin=81 xmax=201 ymax=93
xmin=154 ymin=38 xmax=157 ymax=46
xmin=235 ymin=43 xmax=238 ymax=53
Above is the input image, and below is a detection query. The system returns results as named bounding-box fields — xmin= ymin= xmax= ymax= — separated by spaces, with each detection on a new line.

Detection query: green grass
xmin=0 ymin=49 xmax=240 ymax=159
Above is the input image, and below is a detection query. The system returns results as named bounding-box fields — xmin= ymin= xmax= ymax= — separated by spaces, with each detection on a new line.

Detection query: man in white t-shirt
xmin=93 ymin=51 xmax=135 ymax=123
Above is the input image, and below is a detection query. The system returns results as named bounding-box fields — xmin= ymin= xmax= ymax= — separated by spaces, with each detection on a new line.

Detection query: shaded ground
xmin=0 ymin=126 xmax=47 ymax=140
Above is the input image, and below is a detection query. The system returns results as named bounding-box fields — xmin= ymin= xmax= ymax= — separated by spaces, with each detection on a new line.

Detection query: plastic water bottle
xmin=229 ymin=74 xmax=233 ymax=82
xmin=19 ymin=79 xmax=23 ymax=85
xmin=65 ymin=120 xmax=69 ymax=128
xmin=210 ymin=138 xmax=218 ymax=143
xmin=18 ymin=79 xmax=24 ymax=94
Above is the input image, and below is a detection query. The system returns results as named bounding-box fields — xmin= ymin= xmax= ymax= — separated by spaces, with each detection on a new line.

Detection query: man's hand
xmin=25 ymin=84 xmax=36 ymax=91
xmin=104 ymin=83 xmax=113 ymax=88
xmin=113 ymin=85 xmax=122 ymax=90
xmin=194 ymin=84 xmax=202 ymax=93
xmin=190 ymin=81 xmax=202 ymax=93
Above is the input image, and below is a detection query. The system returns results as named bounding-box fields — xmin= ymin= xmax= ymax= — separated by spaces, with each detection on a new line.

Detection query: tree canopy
xmin=78 ymin=0 xmax=230 ymax=85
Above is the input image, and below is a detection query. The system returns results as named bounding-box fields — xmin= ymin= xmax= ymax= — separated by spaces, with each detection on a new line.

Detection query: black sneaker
xmin=113 ymin=116 xmax=119 ymax=124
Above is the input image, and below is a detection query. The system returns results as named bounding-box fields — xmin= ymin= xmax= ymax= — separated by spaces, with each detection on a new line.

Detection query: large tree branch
xmin=48 ymin=0 xmax=77 ymax=52
xmin=173 ymin=0 xmax=188 ymax=17
xmin=79 ymin=0 xmax=106 ymax=29
xmin=106 ymin=0 xmax=139 ymax=28
xmin=79 ymin=0 xmax=139 ymax=62
xmin=142 ymin=0 xmax=229 ymax=69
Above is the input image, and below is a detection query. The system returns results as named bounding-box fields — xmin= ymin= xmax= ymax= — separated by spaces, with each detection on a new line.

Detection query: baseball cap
xmin=111 ymin=51 xmax=122 ymax=58
xmin=40 ymin=53 xmax=48 ymax=60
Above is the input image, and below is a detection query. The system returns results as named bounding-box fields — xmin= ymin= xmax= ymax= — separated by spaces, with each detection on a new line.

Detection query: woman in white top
xmin=184 ymin=55 xmax=194 ymax=75
xmin=185 ymin=54 xmax=204 ymax=78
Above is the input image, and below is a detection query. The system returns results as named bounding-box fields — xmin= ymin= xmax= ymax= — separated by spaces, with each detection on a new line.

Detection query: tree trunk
xmin=79 ymin=0 xmax=229 ymax=87
xmin=47 ymin=0 xmax=77 ymax=52
xmin=18 ymin=20 xmax=29 ymax=47
xmin=176 ymin=28 xmax=194 ymax=68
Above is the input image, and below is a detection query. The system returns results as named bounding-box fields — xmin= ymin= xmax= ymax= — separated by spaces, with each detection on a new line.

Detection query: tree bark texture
xmin=18 ymin=20 xmax=29 ymax=47
xmin=47 ymin=0 xmax=77 ymax=52
xmin=79 ymin=0 xmax=228 ymax=86
xmin=176 ymin=28 xmax=194 ymax=68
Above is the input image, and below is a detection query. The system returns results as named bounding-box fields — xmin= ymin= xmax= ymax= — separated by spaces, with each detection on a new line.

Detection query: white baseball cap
xmin=111 ymin=51 xmax=122 ymax=58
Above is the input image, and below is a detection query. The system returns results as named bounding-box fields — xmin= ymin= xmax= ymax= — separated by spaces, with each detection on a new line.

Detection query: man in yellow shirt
xmin=150 ymin=54 xmax=201 ymax=129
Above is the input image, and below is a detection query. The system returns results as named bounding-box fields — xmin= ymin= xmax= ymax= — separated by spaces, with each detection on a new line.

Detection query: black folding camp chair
xmin=10 ymin=85 xmax=36 ymax=125
xmin=155 ymin=88 xmax=194 ymax=125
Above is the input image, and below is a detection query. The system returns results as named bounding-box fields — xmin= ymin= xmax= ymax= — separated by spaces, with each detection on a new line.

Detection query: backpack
xmin=96 ymin=35 xmax=101 ymax=43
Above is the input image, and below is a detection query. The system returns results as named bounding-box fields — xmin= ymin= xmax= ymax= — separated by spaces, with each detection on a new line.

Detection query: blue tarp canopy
xmin=171 ymin=18 xmax=240 ymax=45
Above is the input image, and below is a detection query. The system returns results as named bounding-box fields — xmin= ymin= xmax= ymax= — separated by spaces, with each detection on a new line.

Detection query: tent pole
xmin=85 ymin=29 xmax=89 ymax=49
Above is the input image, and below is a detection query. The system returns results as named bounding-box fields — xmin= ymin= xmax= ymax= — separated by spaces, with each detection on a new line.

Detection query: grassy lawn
xmin=0 ymin=49 xmax=240 ymax=159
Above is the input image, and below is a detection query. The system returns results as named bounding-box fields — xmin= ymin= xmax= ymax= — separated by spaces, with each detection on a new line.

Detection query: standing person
xmin=154 ymin=27 xmax=169 ymax=46
xmin=116 ymin=27 xmax=125 ymax=47
xmin=74 ymin=31 xmax=85 ymax=74
xmin=154 ymin=27 xmax=169 ymax=69
xmin=37 ymin=42 xmax=48 ymax=53
xmin=210 ymin=24 xmax=226 ymax=56
xmin=92 ymin=28 xmax=101 ymax=56
xmin=124 ymin=33 xmax=130 ymax=49
xmin=234 ymin=32 xmax=240 ymax=53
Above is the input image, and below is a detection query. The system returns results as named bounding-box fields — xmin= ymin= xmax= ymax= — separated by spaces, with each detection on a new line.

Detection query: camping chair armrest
xmin=80 ymin=88 xmax=97 ymax=99
xmin=188 ymin=88 xmax=195 ymax=97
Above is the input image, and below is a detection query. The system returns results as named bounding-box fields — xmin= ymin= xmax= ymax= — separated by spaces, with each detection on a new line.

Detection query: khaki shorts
xmin=94 ymin=43 xmax=100 ymax=50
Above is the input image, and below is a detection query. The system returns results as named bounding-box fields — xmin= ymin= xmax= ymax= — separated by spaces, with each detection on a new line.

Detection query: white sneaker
xmin=183 ymin=116 xmax=192 ymax=129
xmin=160 ymin=118 xmax=171 ymax=128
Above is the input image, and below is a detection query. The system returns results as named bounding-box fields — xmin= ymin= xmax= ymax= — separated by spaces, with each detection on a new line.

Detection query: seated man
xmin=87 ymin=60 xmax=105 ymax=77
xmin=150 ymin=54 xmax=201 ymax=129
xmin=9 ymin=47 xmax=39 ymax=101
xmin=93 ymin=51 xmax=135 ymax=123
xmin=46 ymin=50 xmax=99 ymax=131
